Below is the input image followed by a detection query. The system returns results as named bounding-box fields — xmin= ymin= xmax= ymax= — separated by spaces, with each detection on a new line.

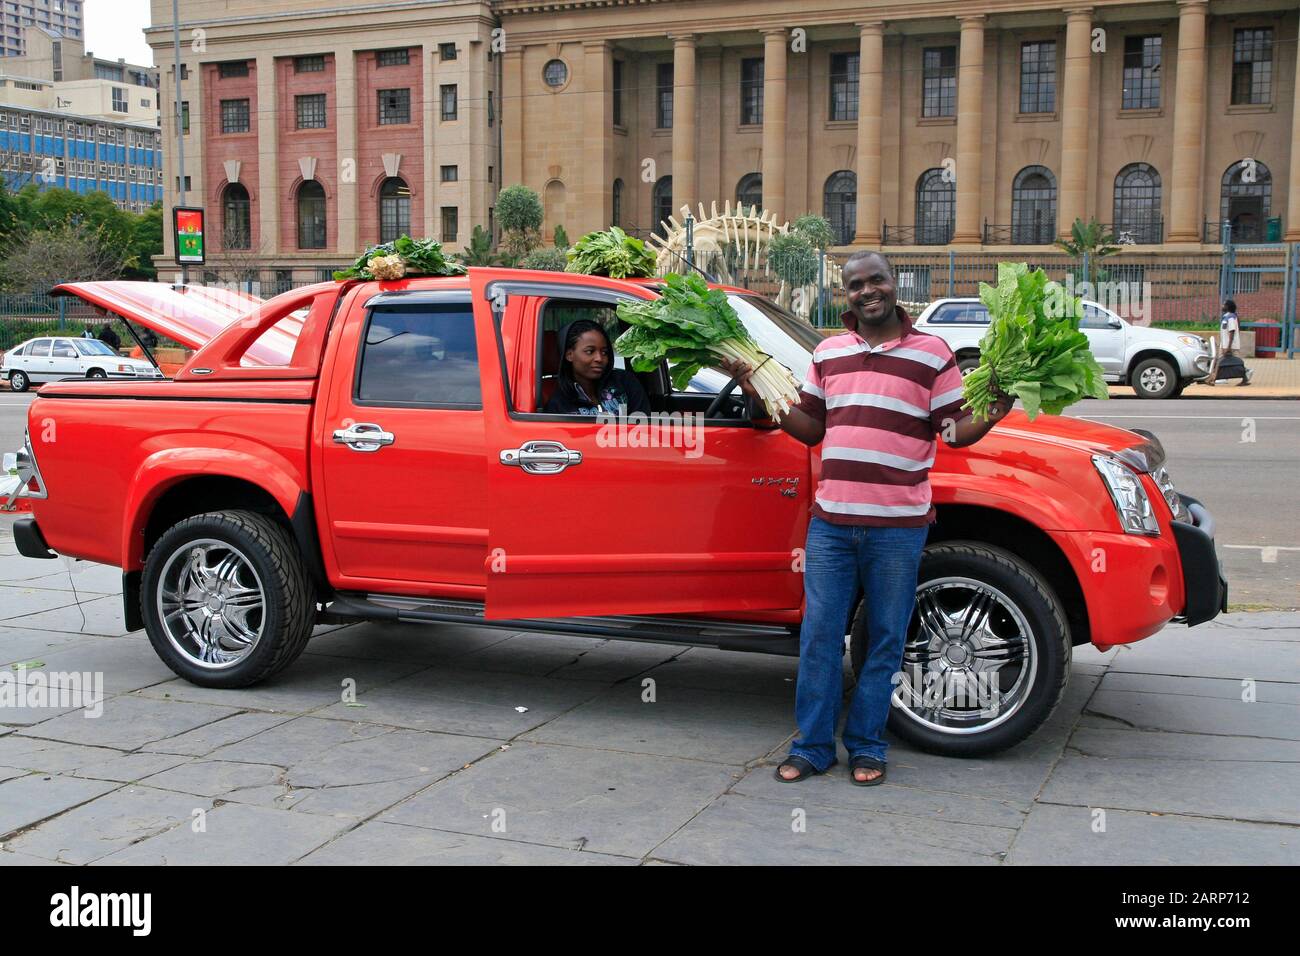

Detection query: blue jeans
xmin=789 ymin=515 xmax=929 ymax=771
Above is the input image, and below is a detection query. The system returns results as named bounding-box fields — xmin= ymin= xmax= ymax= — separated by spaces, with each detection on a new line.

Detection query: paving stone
xmin=0 ymin=849 xmax=66 ymax=865
xmin=304 ymin=621 xmax=515 ymax=663
xmin=1007 ymin=802 xmax=1300 ymax=865
xmin=5 ymin=785 xmax=201 ymax=864
xmin=459 ymin=633 xmax=683 ymax=683
xmin=8 ymin=637 xmax=176 ymax=696
xmin=15 ymin=694 xmax=241 ymax=750
xmin=297 ymin=820 xmax=637 ymax=866
xmin=1099 ymin=671 xmax=1300 ymax=705
xmin=92 ymin=802 xmax=350 ymax=865
xmin=0 ymin=584 xmax=82 ymax=618
xmin=1107 ymin=630 xmax=1300 ymax=682
xmin=521 ymin=681 xmax=796 ymax=765
xmin=651 ymin=793 xmax=1013 ymax=865
xmin=0 ymin=773 xmax=119 ymax=837
xmin=1205 ymin=611 xmax=1300 ymax=630
xmin=7 ymin=564 xmax=122 ymax=594
xmin=1068 ymin=726 xmax=1300 ymax=761
xmin=382 ymin=741 xmax=737 ymax=858
xmin=0 ymin=736 xmax=128 ymax=774
xmin=140 ymin=712 xmax=294 ymax=757
xmin=315 ymin=666 xmax=605 ymax=738
xmin=137 ymin=653 xmax=429 ymax=715
xmin=2 ymin=595 xmax=126 ymax=637
xmin=636 ymin=646 xmax=801 ymax=697
xmin=0 ymin=626 xmax=99 ymax=667
xmin=1081 ymin=687 xmax=1300 ymax=740
xmin=69 ymin=751 xmax=191 ymax=783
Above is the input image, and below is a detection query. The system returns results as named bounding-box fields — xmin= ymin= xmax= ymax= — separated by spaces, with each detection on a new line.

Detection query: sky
xmin=84 ymin=0 xmax=154 ymax=67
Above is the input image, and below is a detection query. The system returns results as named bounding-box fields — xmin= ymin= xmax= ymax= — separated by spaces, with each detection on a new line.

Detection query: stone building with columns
xmin=498 ymin=0 xmax=1299 ymax=249
xmin=146 ymin=0 xmax=499 ymax=283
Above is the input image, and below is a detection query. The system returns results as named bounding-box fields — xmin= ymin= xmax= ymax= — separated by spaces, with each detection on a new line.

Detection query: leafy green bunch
xmin=565 ymin=227 xmax=657 ymax=278
xmin=615 ymin=272 xmax=800 ymax=418
xmin=333 ymin=235 xmax=467 ymax=281
xmin=963 ymin=262 xmax=1109 ymax=421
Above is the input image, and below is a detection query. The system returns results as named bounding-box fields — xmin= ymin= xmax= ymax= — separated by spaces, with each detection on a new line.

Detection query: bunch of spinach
xmin=565 ymin=227 xmax=657 ymax=278
xmin=333 ymin=235 xmax=466 ymax=281
xmin=963 ymin=262 xmax=1109 ymax=421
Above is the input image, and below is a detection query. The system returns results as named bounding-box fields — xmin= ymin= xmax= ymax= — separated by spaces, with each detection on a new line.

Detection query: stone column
xmin=422 ymin=44 xmax=438 ymax=238
xmin=853 ymin=21 xmax=884 ymax=245
xmin=1058 ymin=9 xmax=1093 ymax=239
xmin=671 ymin=34 xmax=697 ymax=217
xmin=953 ymin=15 xmax=985 ymax=244
xmin=761 ymin=28 xmax=788 ymax=223
xmin=255 ymin=54 xmax=279 ymax=254
xmin=584 ymin=40 xmax=613 ymax=233
xmin=501 ymin=48 xmax=524 ymax=189
xmin=1167 ymin=0 xmax=1208 ymax=243
xmin=1286 ymin=16 xmax=1300 ymax=240
xmin=335 ymin=48 xmax=358 ymax=254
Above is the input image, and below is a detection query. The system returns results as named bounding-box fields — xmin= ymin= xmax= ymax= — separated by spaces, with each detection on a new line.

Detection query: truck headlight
xmin=1177 ymin=335 xmax=1205 ymax=349
xmin=1151 ymin=464 xmax=1188 ymax=523
xmin=1093 ymin=455 xmax=1159 ymax=536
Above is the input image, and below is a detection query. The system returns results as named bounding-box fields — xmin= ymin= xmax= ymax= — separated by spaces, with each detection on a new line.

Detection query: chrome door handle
xmin=333 ymin=422 xmax=395 ymax=452
xmin=500 ymin=440 xmax=582 ymax=475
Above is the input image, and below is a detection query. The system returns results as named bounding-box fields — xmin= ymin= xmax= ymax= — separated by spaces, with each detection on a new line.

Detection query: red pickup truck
xmin=5 ymin=270 xmax=1226 ymax=755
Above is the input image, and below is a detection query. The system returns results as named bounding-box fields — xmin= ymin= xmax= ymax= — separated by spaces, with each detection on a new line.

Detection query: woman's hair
xmin=1223 ymin=299 xmax=1237 ymax=313
xmin=559 ymin=319 xmax=613 ymax=382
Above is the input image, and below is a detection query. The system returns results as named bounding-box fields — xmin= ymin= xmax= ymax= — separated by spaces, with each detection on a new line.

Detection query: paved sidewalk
xmin=0 ymin=525 xmax=1296 ymax=865
xmin=1109 ymin=356 xmax=1300 ymax=399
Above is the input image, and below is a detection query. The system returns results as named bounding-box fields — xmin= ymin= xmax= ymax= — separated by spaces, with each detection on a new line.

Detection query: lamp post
xmin=172 ymin=0 xmax=188 ymax=285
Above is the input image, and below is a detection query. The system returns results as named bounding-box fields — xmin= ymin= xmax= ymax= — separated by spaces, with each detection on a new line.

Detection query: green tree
xmin=553 ymin=224 xmax=569 ymax=248
xmin=126 ymin=202 xmax=163 ymax=280
xmin=768 ymin=231 xmax=818 ymax=287
xmin=791 ymin=214 xmax=835 ymax=250
xmin=456 ymin=224 xmax=503 ymax=267
xmin=1056 ymin=217 xmax=1121 ymax=288
xmin=518 ymin=246 xmax=568 ymax=271
xmin=496 ymin=184 xmax=543 ymax=259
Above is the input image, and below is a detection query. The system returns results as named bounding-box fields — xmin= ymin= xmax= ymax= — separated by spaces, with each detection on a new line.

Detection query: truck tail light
xmin=3 ymin=428 xmax=48 ymax=507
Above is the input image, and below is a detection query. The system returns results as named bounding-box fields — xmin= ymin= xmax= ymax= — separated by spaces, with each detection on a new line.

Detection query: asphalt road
xmin=2 ymin=391 xmax=1296 ymax=608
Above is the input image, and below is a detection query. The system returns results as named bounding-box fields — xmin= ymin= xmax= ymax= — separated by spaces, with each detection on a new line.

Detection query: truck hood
xmin=51 ymin=281 xmax=268 ymax=350
xmin=994 ymin=407 xmax=1149 ymax=459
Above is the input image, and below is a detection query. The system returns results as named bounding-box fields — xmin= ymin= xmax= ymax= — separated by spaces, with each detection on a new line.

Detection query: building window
xmin=377 ymin=48 xmax=409 ymax=67
xmin=294 ymin=55 xmax=325 ymax=74
xmin=441 ymin=206 xmax=458 ymax=243
xmin=915 ymin=168 xmax=955 ymax=244
xmin=1011 ymin=165 xmax=1057 ymax=244
xmin=297 ymin=179 xmax=327 ymax=249
xmin=440 ymin=164 xmax=458 ymax=183
xmin=439 ymin=43 xmax=457 ymax=61
xmin=220 ymin=98 xmax=250 ymax=133
xmin=612 ymin=59 xmax=624 ymax=126
xmin=656 ymin=61 xmax=673 ymax=128
xmin=922 ymin=47 xmax=956 ymax=118
xmin=1231 ymin=28 xmax=1273 ymax=105
xmin=543 ymin=59 xmax=567 ymax=88
xmin=218 ymin=61 xmax=249 ymax=79
xmin=652 ymin=175 xmax=673 ymax=236
xmin=111 ymin=86 xmax=126 ymax=112
xmin=378 ymin=88 xmax=410 ymax=125
xmin=222 ymin=182 xmax=251 ymax=249
xmin=487 ymin=90 xmax=495 ymax=126
xmin=1220 ymin=159 xmax=1272 ymax=241
xmin=735 ymin=172 xmax=762 ymax=214
xmin=295 ymin=93 xmax=326 ymax=129
xmin=1019 ymin=41 xmax=1056 ymax=113
xmin=180 ymin=101 xmax=189 ymax=133
xmin=740 ymin=57 xmax=763 ymax=125
xmin=823 ymin=170 xmax=856 ymax=245
xmin=829 ymin=52 xmax=859 ymax=121
xmin=1121 ymin=35 xmax=1161 ymax=110
xmin=380 ymin=177 xmax=410 ymax=243
xmin=612 ymin=178 xmax=623 ymax=227
xmin=440 ymin=84 xmax=457 ymax=120
xmin=1112 ymin=163 xmax=1161 ymax=243
xmin=175 ymin=175 xmax=191 ymax=191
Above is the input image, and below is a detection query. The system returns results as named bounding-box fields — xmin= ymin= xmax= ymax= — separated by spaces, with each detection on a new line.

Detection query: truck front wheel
xmin=850 ymin=542 xmax=1071 ymax=757
xmin=141 ymin=510 xmax=315 ymax=688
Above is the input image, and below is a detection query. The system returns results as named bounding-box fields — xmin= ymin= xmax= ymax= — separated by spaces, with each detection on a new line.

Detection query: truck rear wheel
xmin=850 ymin=542 xmax=1071 ymax=757
xmin=141 ymin=510 xmax=315 ymax=688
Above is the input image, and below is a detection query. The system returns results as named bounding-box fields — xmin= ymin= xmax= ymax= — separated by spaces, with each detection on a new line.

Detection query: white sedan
xmin=2 ymin=335 xmax=163 ymax=392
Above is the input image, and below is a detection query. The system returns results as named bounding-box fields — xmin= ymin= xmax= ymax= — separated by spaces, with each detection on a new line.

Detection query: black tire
xmin=850 ymin=541 xmax=1071 ymax=757
xmin=8 ymin=370 xmax=29 ymax=392
xmin=1130 ymin=357 xmax=1177 ymax=399
xmin=956 ymin=355 xmax=981 ymax=377
xmin=86 ymin=368 xmax=107 ymax=379
xmin=141 ymin=510 xmax=315 ymax=688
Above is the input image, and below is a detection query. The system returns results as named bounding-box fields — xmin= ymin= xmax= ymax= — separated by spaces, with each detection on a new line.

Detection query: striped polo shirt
xmin=797 ymin=306 xmax=967 ymax=527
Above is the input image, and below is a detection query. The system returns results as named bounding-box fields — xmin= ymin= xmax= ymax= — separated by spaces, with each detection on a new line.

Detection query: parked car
xmin=914 ymin=297 xmax=1212 ymax=399
xmin=5 ymin=273 xmax=1226 ymax=756
xmin=1 ymin=335 xmax=163 ymax=392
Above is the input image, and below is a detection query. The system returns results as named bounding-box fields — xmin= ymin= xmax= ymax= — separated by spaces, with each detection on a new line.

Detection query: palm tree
xmin=1056 ymin=217 xmax=1120 ymax=288
xmin=457 ymin=225 xmax=503 ymax=267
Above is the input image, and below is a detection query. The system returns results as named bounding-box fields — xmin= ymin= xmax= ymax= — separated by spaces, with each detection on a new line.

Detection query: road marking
xmin=1224 ymin=545 xmax=1300 ymax=564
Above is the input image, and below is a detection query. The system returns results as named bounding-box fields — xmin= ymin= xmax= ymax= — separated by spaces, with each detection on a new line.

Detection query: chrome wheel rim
xmin=1139 ymin=366 xmax=1167 ymax=393
xmin=12 ymin=372 xmax=25 ymax=388
xmin=894 ymin=577 xmax=1037 ymax=735
xmin=157 ymin=539 xmax=266 ymax=669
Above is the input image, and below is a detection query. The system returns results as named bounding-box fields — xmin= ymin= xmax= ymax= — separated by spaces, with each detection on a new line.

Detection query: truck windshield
xmin=726 ymin=294 xmax=816 ymax=382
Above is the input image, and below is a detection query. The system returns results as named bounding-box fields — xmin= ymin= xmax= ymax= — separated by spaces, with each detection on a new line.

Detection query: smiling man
xmin=721 ymin=250 xmax=1011 ymax=785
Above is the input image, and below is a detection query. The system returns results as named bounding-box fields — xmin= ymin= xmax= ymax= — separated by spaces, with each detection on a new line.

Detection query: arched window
xmin=652 ymin=176 xmax=673 ymax=237
xmin=221 ymin=182 xmax=250 ymax=249
xmin=823 ymin=170 xmax=856 ymax=245
xmin=735 ymin=173 xmax=762 ymax=215
xmin=379 ymin=177 xmax=410 ymax=243
xmin=1112 ymin=163 xmax=1161 ymax=244
xmin=914 ymin=168 xmax=954 ymax=245
xmin=612 ymin=178 xmax=624 ymax=228
xmin=1011 ymin=165 xmax=1056 ymax=245
xmin=297 ymin=180 xmax=327 ymax=250
xmin=1220 ymin=160 xmax=1272 ymax=242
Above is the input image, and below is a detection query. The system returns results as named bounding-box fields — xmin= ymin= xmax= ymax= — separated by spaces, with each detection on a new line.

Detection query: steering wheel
xmin=705 ymin=375 xmax=754 ymax=419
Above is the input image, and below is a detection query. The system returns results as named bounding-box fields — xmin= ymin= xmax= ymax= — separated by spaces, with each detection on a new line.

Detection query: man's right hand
xmin=716 ymin=357 xmax=762 ymax=401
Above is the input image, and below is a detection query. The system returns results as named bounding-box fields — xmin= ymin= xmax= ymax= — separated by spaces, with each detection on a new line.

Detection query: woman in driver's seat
xmin=544 ymin=319 xmax=651 ymax=416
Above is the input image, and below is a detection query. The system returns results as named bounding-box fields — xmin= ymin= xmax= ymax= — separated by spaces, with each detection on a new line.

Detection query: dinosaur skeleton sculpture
xmin=646 ymin=201 xmax=843 ymax=320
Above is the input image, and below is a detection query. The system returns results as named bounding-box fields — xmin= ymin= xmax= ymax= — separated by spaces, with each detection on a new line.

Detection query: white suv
xmin=2 ymin=336 xmax=163 ymax=392
xmin=913 ymin=298 xmax=1212 ymax=399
